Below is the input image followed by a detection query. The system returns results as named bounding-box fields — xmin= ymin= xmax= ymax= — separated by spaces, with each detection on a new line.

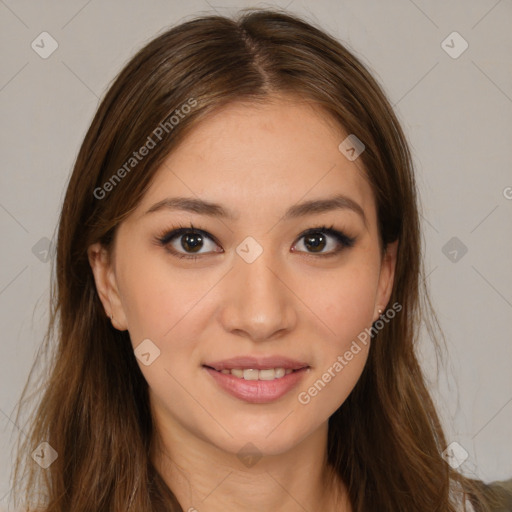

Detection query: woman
xmin=11 ymin=8 xmax=508 ymax=512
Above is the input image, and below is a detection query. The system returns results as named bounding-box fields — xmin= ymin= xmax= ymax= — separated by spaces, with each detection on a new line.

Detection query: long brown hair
xmin=11 ymin=8 xmax=499 ymax=511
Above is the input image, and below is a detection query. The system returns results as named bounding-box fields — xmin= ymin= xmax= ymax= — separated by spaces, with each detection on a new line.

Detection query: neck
xmin=150 ymin=418 xmax=350 ymax=512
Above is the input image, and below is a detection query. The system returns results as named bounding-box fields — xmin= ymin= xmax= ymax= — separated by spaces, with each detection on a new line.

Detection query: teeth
xmin=259 ymin=368 xmax=281 ymax=380
xmin=243 ymin=369 xmax=259 ymax=380
xmin=217 ymin=367 xmax=295 ymax=380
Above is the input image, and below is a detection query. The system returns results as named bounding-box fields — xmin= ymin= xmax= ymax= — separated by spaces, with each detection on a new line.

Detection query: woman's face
xmin=89 ymin=97 xmax=397 ymax=459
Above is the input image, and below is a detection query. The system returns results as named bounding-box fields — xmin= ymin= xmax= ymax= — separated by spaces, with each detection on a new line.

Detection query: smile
xmin=208 ymin=367 xmax=294 ymax=380
xmin=203 ymin=365 xmax=310 ymax=403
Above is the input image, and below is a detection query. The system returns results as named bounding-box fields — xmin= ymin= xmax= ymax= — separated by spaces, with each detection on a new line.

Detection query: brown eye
xmin=293 ymin=226 xmax=355 ymax=256
xmin=157 ymin=227 xmax=222 ymax=259
xmin=303 ymin=232 xmax=327 ymax=253
xmin=180 ymin=232 xmax=205 ymax=253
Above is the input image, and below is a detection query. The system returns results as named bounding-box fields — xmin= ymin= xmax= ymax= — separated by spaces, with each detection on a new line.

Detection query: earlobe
xmin=374 ymin=239 xmax=399 ymax=321
xmin=87 ymin=242 xmax=128 ymax=331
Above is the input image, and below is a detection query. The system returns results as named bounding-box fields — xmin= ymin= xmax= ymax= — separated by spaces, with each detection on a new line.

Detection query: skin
xmin=89 ymin=96 xmax=398 ymax=511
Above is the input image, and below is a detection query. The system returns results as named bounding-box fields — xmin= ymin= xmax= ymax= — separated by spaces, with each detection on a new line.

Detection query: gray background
xmin=1 ymin=0 xmax=511 ymax=507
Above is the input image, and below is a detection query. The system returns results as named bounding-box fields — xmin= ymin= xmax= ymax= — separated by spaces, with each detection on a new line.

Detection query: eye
xmin=292 ymin=225 xmax=356 ymax=257
xmin=156 ymin=223 xmax=222 ymax=260
xmin=155 ymin=223 xmax=356 ymax=261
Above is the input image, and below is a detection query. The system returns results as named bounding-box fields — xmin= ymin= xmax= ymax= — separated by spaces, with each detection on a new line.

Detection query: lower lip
xmin=204 ymin=367 xmax=309 ymax=404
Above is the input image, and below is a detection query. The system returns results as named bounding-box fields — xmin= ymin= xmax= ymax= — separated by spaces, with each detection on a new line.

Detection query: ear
xmin=87 ymin=242 xmax=128 ymax=331
xmin=373 ymin=239 xmax=399 ymax=322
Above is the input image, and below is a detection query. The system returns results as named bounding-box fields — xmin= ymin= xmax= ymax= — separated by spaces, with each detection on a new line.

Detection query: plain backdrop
xmin=1 ymin=0 xmax=511 ymax=508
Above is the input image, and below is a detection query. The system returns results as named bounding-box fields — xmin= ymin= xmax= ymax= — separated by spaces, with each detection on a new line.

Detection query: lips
xmin=202 ymin=356 xmax=311 ymax=403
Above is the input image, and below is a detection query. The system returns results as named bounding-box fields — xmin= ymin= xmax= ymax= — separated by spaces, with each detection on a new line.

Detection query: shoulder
xmin=452 ymin=477 xmax=512 ymax=512
xmin=482 ymin=478 xmax=512 ymax=511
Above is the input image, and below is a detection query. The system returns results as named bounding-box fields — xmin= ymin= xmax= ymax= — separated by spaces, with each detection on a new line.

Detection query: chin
xmin=219 ymin=420 xmax=316 ymax=457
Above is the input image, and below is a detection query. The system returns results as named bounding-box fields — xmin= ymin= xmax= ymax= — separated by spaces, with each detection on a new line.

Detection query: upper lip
xmin=203 ymin=356 xmax=310 ymax=371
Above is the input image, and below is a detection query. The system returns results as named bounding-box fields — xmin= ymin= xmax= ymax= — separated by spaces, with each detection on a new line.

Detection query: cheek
xmin=295 ymin=260 xmax=379 ymax=411
xmin=116 ymin=249 xmax=212 ymax=349
xmin=311 ymin=262 xmax=379 ymax=348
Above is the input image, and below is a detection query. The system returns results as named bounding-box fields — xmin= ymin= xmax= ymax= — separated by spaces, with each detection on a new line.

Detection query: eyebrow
xmin=145 ymin=194 xmax=367 ymax=226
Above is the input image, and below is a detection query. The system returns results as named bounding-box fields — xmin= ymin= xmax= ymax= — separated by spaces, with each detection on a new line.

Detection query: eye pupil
xmin=182 ymin=232 xmax=203 ymax=252
xmin=304 ymin=233 xmax=326 ymax=252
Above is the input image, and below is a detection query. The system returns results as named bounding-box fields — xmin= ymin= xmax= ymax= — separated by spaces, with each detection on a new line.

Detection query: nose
xmin=218 ymin=249 xmax=298 ymax=342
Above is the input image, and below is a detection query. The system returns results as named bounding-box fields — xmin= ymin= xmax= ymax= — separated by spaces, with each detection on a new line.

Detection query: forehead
xmin=136 ymin=97 xmax=376 ymax=226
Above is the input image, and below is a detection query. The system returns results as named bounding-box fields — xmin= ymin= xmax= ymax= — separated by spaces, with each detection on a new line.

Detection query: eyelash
xmin=154 ymin=222 xmax=356 ymax=261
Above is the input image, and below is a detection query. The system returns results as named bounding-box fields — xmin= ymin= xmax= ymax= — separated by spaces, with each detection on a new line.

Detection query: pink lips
xmin=203 ymin=356 xmax=310 ymax=404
